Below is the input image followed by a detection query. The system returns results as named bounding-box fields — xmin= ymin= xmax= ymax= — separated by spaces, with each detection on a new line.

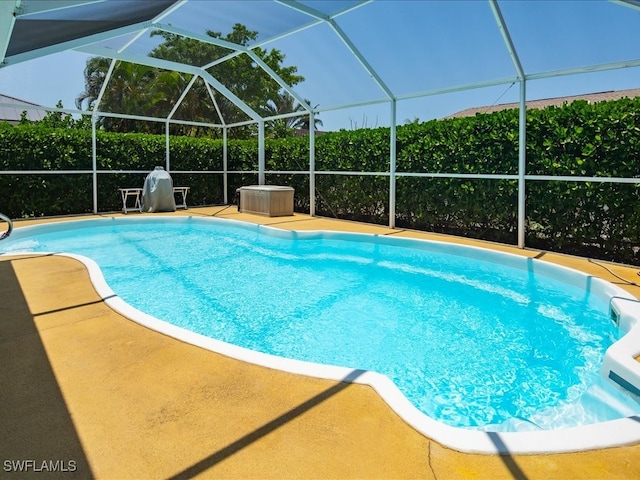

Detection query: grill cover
xmin=141 ymin=167 xmax=176 ymax=212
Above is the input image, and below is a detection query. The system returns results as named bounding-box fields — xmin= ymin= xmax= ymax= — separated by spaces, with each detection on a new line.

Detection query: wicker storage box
xmin=238 ymin=185 xmax=294 ymax=217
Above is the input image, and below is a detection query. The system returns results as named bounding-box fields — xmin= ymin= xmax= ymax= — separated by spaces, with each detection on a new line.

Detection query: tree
xmin=76 ymin=58 xmax=181 ymax=133
xmin=150 ymin=23 xmax=306 ymax=138
xmin=76 ymin=56 xmax=111 ymax=111
xmin=76 ymin=23 xmax=311 ymax=138
xmin=24 ymin=101 xmax=91 ymax=129
xmin=263 ymin=92 xmax=323 ymax=138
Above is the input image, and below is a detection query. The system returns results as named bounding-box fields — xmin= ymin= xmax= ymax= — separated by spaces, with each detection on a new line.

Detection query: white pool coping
xmin=3 ymin=216 xmax=640 ymax=454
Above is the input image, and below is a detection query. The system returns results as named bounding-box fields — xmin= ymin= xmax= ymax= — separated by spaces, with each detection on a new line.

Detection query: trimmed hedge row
xmin=1 ymin=96 xmax=639 ymax=264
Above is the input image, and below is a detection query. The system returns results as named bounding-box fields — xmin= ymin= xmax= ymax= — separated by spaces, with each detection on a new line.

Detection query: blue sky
xmin=1 ymin=0 xmax=639 ymax=131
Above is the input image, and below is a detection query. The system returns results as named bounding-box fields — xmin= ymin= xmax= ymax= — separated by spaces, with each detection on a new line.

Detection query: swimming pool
xmin=2 ymin=216 xmax=640 ymax=454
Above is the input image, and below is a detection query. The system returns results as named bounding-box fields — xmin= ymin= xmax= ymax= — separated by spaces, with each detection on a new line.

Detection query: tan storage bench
xmin=238 ymin=185 xmax=294 ymax=217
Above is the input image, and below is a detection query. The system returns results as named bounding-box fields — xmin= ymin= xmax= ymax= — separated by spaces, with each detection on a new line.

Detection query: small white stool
xmin=118 ymin=188 xmax=142 ymax=213
xmin=173 ymin=186 xmax=190 ymax=209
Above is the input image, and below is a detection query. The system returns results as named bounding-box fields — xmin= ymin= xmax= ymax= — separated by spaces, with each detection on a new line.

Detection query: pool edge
xmin=71 ymin=247 xmax=640 ymax=454
xmin=4 ymin=216 xmax=640 ymax=455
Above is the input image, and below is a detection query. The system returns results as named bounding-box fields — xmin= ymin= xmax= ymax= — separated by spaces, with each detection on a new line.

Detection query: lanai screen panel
xmin=333 ymin=1 xmax=517 ymax=96
xmin=177 ymin=0 xmax=315 ymax=44
xmin=500 ymin=0 xmax=640 ymax=75
xmin=3 ymin=0 xmax=640 ymax=131
xmin=7 ymin=1 xmax=176 ymax=58
xmin=267 ymin=21 xmax=389 ymax=110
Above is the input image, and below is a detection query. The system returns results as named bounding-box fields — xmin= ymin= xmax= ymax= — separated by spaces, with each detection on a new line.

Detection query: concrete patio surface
xmin=2 ymin=206 xmax=640 ymax=479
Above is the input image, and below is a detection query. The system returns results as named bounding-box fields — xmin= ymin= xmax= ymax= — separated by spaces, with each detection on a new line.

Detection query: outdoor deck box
xmin=238 ymin=185 xmax=294 ymax=217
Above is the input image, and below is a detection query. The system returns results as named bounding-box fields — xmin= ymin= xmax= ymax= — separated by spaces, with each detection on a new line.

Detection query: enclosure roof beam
xmin=154 ymin=23 xmax=242 ymax=56
xmin=4 ymin=0 xmax=181 ymax=66
xmin=2 ymin=21 xmax=151 ymax=67
xmin=90 ymin=57 xmax=116 ymax=115
xmin=525 ymin=58 xmax=640 ymax=81
xmin=610 ymin=0 xmax=640 ymax=12
xmin=204 ymin=81 xmax=226 ymax=126
xmin=16 ymin=0 xmax=105 ymax=17
xmin=150 ymin=0 xmax=187 ymax=23
xmin=276 ymin=0 xmax=394 ymax=100
xmin=0 ymin=1 xmax=19 ymax=64
xmin=155 ymin=23 xmax=312 ymax=112
xmin=115 ymin=1 xmax=187 ymax=55
xmin=489 ymin=0 xmax=524 ymax=80
xmin=167 ymin=74 xmax=199 ymax=121
xmin=246 ymin=50 xmax=312 ymax=112
xmin=76 ymin=44 xmax=261 ymax=121
xmin=396 ymin=76 xmax=521 ymax=102
xmin=252 ymin=0 xmax=369 ymax=50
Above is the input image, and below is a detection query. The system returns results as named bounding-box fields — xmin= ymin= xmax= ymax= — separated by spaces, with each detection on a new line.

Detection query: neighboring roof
xmin=446 ymin=88 xmax=640 ymax=119
xmin=0 ymin=93 xmax=47 ymax=123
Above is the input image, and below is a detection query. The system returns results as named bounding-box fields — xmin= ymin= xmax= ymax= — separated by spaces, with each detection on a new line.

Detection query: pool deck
xmin=2 ymin=205 xmax=640 ymax=479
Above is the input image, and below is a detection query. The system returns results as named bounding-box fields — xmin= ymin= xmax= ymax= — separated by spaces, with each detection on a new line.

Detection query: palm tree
xmin=76 ymin=57 xmax=112 ymax=111
xmin=76 ymin=59 xmax=162 ymax=132
xmin=263 ymin=92 xmax=322 ymax=138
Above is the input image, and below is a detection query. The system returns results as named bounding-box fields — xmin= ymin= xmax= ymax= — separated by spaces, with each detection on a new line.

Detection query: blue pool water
xmin=3 ymin=217 xmax=640 ymax=432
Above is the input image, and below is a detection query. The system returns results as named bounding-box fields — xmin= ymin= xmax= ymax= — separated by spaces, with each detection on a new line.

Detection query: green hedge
xmin=1 ymin=96 xmax=640 ymax=264
xmin=525 ymin=98 xmax=640 ymax=263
